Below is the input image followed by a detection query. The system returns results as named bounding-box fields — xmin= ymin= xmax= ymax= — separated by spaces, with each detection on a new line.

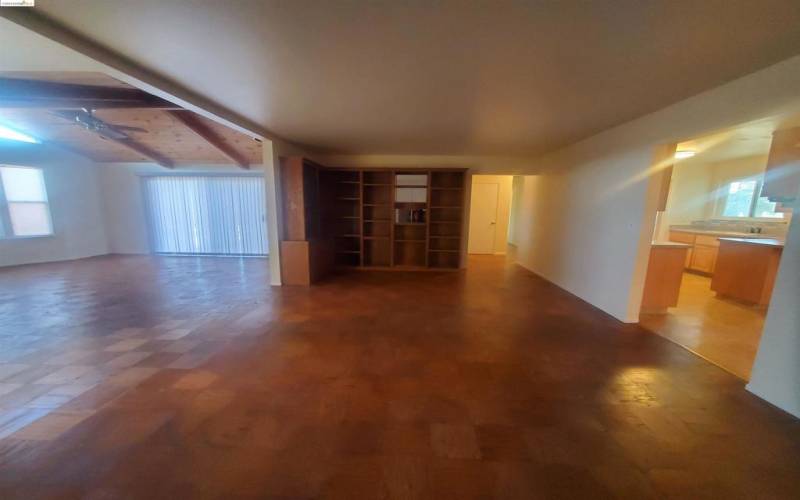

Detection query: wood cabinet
xmin=711 ymin=239 xmax=784 ymax=306
xmin=763 ymin=127 xmax=800 ymax=202
xmin=281 ymin=159 xmax=467 ymax=282
xmin=668 ymin=230 xmax=720 ymax=275
xmin=640 ymin=244 xmax=689 ymax=314
xmin=319 ymin=167 xmax=467 ymax=271
xmin=279 ymin=157 xmax=333 ymax=285
xmin=689 ymin=244 xmax=717 ymax=274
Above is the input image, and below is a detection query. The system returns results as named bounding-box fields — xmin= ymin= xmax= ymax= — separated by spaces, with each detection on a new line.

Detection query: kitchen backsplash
xmin=682 ymin=219 xmax=789 ymax=236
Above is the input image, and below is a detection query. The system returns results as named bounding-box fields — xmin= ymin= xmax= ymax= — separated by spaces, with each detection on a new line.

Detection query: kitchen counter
xmin=641 ymin=244 xmax=690 ymax=314
xmin=651 ymin=241 xmax=691 ymax=248
xmin=717 ymin=237 xmax=785 ymax=248
xmin=711 ymin=238 xmax=784 ymax=306
xmin=669 ymin=228 xmax=768 ymax=238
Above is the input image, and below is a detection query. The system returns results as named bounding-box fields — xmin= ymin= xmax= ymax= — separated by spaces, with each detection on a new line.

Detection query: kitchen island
xmin=711 ymin=238 xmax=784 ymax=306
xmin=640 ymin=242 xmax=691 ymax=314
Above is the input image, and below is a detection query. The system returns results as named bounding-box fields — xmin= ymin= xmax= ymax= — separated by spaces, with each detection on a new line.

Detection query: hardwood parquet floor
xmin=0 ymin=254 xmax=798 ymax=499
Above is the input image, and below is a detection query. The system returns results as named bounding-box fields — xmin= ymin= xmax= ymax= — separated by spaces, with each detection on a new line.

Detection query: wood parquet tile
xmin=0 ymin=254 xmax=798 ymax=499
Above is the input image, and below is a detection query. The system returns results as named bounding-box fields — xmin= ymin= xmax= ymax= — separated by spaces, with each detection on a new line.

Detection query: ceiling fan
xmin=52 ymin=108 xmax=148 ymax=141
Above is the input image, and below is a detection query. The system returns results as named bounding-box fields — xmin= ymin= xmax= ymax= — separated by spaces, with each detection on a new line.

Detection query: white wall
xmin=510 ymin=144 xmax=659 ymax=322
xmin=659 ymin=158 xmax=715 ymax=238
xmin=98 ymin=162 xmax=265 ymax=254
xmin=657 ymin=154 xmax=790 ymax=241
xmin=508 ymin=55 xmax=800 ymax=322
xmin=708 ymin=155 xmax=770 ymax=216
xmin=747 ymin=208 xmax=800 ymax=417
xmin=0 ymin=143 xmax=108 ymax=267
xmin=508 ymin=55 xmax=800 ymax=416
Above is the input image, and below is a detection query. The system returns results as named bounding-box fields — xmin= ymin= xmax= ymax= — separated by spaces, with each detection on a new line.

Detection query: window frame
xmin=0 ymin=164 xmax=54 ymax=240
xmin=717 ymin=175 xmax=783 ymax=220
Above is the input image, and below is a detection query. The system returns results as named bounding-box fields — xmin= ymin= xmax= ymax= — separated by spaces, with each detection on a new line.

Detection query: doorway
xmin=468 ymin=175 xmax=513 ymax=255
xmin=640 ymin=119 xmax=795 ymax=380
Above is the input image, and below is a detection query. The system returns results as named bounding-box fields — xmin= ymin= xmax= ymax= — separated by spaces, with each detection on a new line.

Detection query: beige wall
xmin=658 ymin=154 xmax=790 ymax=241
xmin=509 ymin=144 xmax=659 ymax=322
xmin=0 ymin=143 xmax=108 ymax=267
xmin=659 ymin=159 xmax=715 ymax=239
xmin=468 ymin=175 xmax=513 ymax=254
xmin=708 ymin=155 xmax=769 ymax=216
xmin=508 ymin=55 xmax=800 ymax=417
xmin=97 ymin=162 xmax=257 ymax=255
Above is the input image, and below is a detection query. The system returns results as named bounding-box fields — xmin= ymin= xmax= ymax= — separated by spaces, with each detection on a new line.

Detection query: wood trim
xmin=168 ymin=110 xmax=249 ymax=168
xmin=359 ymin=170 xmax=364 ymax=267
xmin=279 ymin=157 xmax=306 ymax=241
xmin=390 ymin=169 xmax=396 ymax=267
xmin=0 ymin=77 xmax=179 ymax=109
xmin=640 ymin=246 xmax=688 ymax=314
xmin=425 ymin=170 xmax=432 ymax=267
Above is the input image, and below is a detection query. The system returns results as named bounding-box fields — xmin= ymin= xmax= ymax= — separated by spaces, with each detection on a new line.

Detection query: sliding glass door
xmin=142 ymin=175 xmax=268 ymax=256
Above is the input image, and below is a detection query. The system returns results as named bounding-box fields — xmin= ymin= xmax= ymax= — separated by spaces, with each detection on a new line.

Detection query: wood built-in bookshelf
xmin=321 ymin=168 xmax=465 ymax=270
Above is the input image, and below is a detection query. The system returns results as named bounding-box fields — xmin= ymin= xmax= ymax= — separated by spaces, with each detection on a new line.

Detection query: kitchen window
xmin=0 ymin=165 xmax=53 ymax=238
xmin=720 ymin=176 xmax=783 ymax=219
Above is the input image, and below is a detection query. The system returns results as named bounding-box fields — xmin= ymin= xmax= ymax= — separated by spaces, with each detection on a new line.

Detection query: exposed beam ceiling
xmin=168 ymin=110 xmax=249 ymax=169
xmin=4 ymin=1 xmax=800 ymax=156
xmin=0 ymin=77 xmax=179 ymax=110
xmin=0 ymin=72 xmax=262 ymax=167
xmin=109 ymin=137 xmax=174 ymax=168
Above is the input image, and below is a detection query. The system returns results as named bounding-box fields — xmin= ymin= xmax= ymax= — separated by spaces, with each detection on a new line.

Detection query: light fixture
xmin=0 ymin=123 xmax=39 ymax=144
xmin=674 ymin=150 xmax=696 ymax=159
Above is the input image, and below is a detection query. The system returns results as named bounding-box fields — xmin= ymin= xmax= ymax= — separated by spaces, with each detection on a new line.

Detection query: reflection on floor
xmin=1 ymin=255 xmax=799 ymax=498
xmin=640 ymin=272 xmax=765 ymax=380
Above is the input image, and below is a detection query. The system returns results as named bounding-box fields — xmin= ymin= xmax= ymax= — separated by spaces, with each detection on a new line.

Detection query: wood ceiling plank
xmin=0 ymin=72 xmax=262 ymax=165
xmin=168 ymin=110 xmax=249 ymax=169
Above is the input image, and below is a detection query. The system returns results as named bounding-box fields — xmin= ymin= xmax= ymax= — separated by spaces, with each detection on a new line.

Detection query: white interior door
xmin=468 ymin=182 xmax=499 ymax=254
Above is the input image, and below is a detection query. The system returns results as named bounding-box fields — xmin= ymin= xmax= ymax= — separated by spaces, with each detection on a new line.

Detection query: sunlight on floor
xmin=639 ymin=272 xmax=765 ymax=380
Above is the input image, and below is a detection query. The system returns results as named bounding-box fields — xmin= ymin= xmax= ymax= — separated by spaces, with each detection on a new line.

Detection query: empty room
xmin=1 ymin=2 xmax=800 ymax=499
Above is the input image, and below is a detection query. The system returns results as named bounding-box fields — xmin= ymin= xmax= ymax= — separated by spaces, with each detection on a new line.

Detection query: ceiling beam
xmin=0 ymin=77 xmax=181 ymax=109
xmin=110 ymin=138 xmax=174 ymax=168
xmin=48 ymin=109 xmax=174 ymax=168
xmin=169 ymin=110 xmax=249 ymax=168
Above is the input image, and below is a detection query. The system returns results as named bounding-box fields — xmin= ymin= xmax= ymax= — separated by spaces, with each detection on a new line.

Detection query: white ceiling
xmin=10 ymin=1 xmax=800 ymax=155
xmin=677 ymin=112 xmax=800 ymax=165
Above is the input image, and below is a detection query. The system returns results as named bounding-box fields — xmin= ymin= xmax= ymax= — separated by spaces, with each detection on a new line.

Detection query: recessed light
xmin=0 ymin=123 xmax=39 ymax=144
xmin=674 ymin=150 xmax=696 ymax=159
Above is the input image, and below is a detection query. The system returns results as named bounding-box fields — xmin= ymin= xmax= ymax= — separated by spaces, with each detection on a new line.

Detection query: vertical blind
xmin=142 ymin=175 xmax=268 ymax=256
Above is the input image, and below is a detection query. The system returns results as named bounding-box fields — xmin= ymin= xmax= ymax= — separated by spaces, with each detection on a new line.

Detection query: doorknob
xmin=490 ymin=221 xmax=496 ymax=224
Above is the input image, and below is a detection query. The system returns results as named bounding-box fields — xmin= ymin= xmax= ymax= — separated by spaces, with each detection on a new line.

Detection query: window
xmin=720 ymin=177 xmax=783 ymax=219
xmin=142 ymin=175 xmax=268 ymax=256
xmin=0 ymin=166 xmax=53 ymax=238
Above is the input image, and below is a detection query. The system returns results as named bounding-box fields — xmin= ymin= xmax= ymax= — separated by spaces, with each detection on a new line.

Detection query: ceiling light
xmin=0 ymin=123 xmax=39 ymax=144
xmin=674 ymin=150 xmax=696 ymax=159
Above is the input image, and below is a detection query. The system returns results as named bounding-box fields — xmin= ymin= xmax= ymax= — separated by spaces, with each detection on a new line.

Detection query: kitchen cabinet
xmin=641 ymin=243 xmax=690 ymax=314
xmin=668 ymin=231 xmax=694 ymax=267
xmin=668 ymin=230 xmax=718 ymax=275
xmin=690 ymin=245 xmax=717 ymax=274
xmin=763 ymin=127 xmax=800 ymax=202
xmin=711 ymin=238 xmax=784 ymax=306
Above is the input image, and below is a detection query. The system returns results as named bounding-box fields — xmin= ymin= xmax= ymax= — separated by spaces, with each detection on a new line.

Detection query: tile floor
xmin=0 ymin=254 xmax=798 ymax=499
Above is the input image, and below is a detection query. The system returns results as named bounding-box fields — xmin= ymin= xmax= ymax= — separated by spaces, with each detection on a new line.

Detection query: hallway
xmin=0 ymin=255 xmax=798 ymax=498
